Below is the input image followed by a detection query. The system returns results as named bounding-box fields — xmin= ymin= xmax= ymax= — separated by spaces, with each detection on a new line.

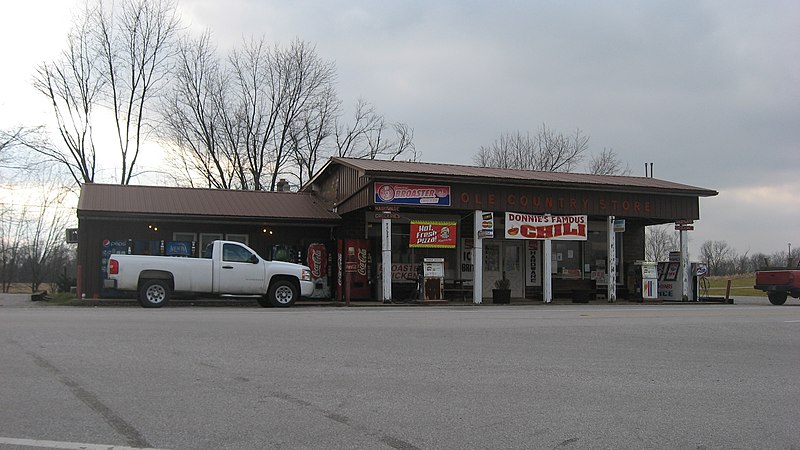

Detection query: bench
xmin=444 ymin=279 xmax=473 ymax=301
xmin=552 ymin=279 xmax=595 ymax=303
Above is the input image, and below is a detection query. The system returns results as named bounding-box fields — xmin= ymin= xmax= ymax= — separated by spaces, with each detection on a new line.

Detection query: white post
xmin=543 ymin=239 xmax=552 ymax=303
xmin=680 ymin=229 xmax=689 ymax=301
xmin=473 ymin=210 xmax=483 ymax=304
xmin=607 ymin=215 xmax=617 ymax=302
xmin=382 ymin=218 xmax=392 ymax=303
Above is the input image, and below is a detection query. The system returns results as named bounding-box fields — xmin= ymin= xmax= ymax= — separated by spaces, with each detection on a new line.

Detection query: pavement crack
xmin=269 ymin=390 xmax=420 ymax=449
xmin=20 ymin=346 xmax=151 ymax=449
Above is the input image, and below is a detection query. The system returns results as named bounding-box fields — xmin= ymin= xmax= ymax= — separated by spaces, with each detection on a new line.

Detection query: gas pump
xmin=632 ymin=261 xmax=658 ymax=302
xmin=422 ymin=257 xmax=445 ymax=301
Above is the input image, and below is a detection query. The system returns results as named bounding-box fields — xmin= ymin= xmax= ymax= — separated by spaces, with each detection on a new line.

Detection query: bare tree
xmin=266 ymin=39 xmax=337 ymax=191
xmin=334 ymin=98 xmax=381 ymax=159
xmin=32 ymin=0 xmax=179 ymax=186
xmin=290 ymin=84 xmax=338 ymax=186
xmin=32 ymin=3 xmax=104 ymax=186
xmin=333 ymin=99 xmax=418 ymax=162
xmin=23 ymin=185 xmax=73 ymax=292
xmin=700 ymin=240 xmax=734 ymax=276
xmin=226 ymin=38 xmax=337 ymax=190
xmin=588 ymin=147 xmax=631 ymax=175
xmin=96 ymin=0 xmax=180 ymax=184
xmin=645 ymin=224 xmax=678 ymax=261
xmin=474 ymin=124 xmax=588 ymax=172
xmin=160 ymin=31 xmax=239 ymax=189
xmin=0 ymin=203 xmax=25 ymax=292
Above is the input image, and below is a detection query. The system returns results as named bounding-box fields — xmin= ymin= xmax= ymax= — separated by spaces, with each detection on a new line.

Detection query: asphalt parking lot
xmin=1 ymin=293 xmax=798 ymax=449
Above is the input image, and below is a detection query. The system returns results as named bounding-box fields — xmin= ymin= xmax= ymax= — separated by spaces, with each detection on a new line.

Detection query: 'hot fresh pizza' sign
xmin=409 ymin=221 xmax=457 ymax=248
xmin=504 ymin=213 xmax=587 ymax=240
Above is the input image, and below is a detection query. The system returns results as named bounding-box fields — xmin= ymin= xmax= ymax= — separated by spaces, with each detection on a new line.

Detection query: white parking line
xmin=0 ymin=437 xmax=169 ymax=450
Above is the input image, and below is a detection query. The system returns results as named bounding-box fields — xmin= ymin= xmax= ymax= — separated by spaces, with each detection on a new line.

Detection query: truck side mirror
xmin=250 ymin=254 xmax=259 ymax=264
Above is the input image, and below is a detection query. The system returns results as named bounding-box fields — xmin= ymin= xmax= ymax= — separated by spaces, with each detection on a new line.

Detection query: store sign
xmin=375 ymin=183 xmax=451 ymax=206
xmin=504 ymin=213 xmax=588 ymax=240
xmin=409 ymin=221 xmax=457 ymax=248
xmin=478 ymin=212 xmax=494 ymax=238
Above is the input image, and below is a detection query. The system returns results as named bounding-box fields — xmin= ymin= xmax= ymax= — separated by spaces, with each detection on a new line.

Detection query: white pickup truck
xmin=107 ymin=240 xmax=313 ymax=308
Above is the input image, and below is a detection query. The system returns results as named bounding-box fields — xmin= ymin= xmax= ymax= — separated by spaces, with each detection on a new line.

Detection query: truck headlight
xmin=301 ymin=268 xmax=312 ymax=281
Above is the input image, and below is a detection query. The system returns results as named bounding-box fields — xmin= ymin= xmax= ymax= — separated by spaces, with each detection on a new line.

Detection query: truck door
xmin=217 ymin=243 xmax=266 ymax=294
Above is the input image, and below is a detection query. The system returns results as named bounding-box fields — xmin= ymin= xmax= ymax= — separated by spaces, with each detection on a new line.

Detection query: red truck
xmin=754 ymin=266 xmax=800 ymax=305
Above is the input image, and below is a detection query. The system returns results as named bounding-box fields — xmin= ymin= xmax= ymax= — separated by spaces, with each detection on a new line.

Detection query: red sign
xmin=504 ymin=213 xmax=588 ymax=240
xmin=409 ymin=221 xmax=457 ymax=248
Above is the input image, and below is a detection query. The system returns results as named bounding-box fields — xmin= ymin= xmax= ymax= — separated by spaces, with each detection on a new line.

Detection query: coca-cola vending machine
xmin=337 ymin=239 xmax=371 ymax=300
xmin=306 ymin=243 xmax=330 ymax=298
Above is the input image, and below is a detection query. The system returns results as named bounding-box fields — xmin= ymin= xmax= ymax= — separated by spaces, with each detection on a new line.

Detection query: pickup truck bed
xmin=754 ymin=269 xmax=800 ymax=305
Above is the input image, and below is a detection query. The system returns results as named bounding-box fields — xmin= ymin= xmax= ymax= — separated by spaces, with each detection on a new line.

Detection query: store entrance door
xmin=482 ymin=241 xmax=524 ymax=298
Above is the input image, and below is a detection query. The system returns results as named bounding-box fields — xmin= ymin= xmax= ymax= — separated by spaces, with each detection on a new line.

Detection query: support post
xmin=607 ymin=215 xmax=617 ymax=302
xmin=473 ymin=210 xmax=483 ymax=304
xmin=680 ymin=229 xmax=689 ymax=301
xmin=543 ymin=239 xmax=552 ymax=303
xmin=382 ymin=218 xmax=392 ymax=303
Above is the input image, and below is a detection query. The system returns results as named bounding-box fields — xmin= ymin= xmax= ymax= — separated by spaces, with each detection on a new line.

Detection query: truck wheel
xmin=256 ymin=296 xmax=273 ymax=308
xmin=268 ymin=279 xmax=298 ymax=307
xmin=768 ymin=292 xmax=787 ymax=305
xmin=139 ymin=279 xmax=170 ymax=308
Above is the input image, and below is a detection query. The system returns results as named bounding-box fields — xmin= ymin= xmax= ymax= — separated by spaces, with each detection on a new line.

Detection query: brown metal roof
xmin=328 ymin=157 xmax=718 ymax=196
xmin=78 ymin=184 xmax=340 ymax=222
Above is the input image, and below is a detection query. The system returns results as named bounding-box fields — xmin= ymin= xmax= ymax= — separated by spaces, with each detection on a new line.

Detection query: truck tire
xmin=768 ymin=292 xmax=787 ymax=306
xmin=256 ymin=295 xmax=273 ymax=308
xmin=268 ymin=279 xmax=298 ymax=307
xmin=139 ymin=279 xmax=171 ymax=308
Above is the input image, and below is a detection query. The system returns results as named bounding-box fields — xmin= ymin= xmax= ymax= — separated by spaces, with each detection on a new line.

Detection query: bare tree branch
xmin=589 ymin=147 xmax=631 ymax=175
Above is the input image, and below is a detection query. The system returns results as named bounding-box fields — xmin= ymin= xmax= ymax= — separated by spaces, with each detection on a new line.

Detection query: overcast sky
xmin=1 ymin=0 xmax=798 ymax=257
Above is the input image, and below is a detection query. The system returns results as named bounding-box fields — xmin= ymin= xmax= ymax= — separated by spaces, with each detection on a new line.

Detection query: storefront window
xmin=552 ymin=241 xmax=582 ymax=279
xmin=368 ymin=221 xmax=458 ymax=280
xmin=586 ymin=221 xmax=623 ymax=285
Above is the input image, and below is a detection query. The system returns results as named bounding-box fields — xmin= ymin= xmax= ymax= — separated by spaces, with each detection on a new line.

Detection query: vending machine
xmin=306 ymin=243 xmax=330 ymax=298
xmin=337 ymin=239 xmax=371 ymax=300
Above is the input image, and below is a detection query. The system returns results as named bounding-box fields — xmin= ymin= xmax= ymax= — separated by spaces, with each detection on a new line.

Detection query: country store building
xmin=76 ymin=157 xmax=717 ymax=303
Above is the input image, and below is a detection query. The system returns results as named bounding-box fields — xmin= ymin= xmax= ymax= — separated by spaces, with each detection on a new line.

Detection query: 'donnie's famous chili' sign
xmin=375 ymin=183 xmax=451 ymax=206
xmin=504 ymin=212 xmax=588 ymax=240
xmin=409 ymin=221 xmax=457 ymax=248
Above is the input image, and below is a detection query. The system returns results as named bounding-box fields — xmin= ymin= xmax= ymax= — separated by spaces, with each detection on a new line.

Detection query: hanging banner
xmin=375 ymin=183 xmax=451 ymax=206
xmin=409 ymin=221 xmax=457 ymax=248
xmin=526 ymin=241 xmax=542 ymax=286
xmin=504 ymin=212 xmax=588 ymax=240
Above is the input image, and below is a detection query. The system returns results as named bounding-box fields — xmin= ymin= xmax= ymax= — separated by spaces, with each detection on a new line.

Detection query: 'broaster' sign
xmin=504 ymin=212 xmax=588 ymax=240
xmin=375 ymin=183 xmax=451 ymax=206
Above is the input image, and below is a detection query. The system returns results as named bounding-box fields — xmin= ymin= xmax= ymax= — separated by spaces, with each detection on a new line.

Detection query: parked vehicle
xmin=107 ymin=240 xmax=313 ymax=308
xmin=754 ymin=266 xmax=800 ymax=305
